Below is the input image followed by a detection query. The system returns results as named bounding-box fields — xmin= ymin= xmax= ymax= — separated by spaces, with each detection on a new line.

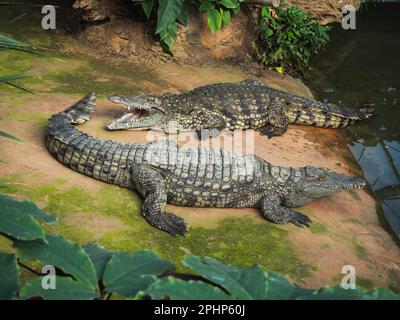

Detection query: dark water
xmin=309 ymin=4 xmax=400 ymax=239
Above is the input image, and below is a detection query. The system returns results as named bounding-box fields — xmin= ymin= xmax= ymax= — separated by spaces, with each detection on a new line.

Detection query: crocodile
xmin=46 ymin=93 xmax=366 ymax=236
xmin=106 ymin=79 xmax=373 ymax=139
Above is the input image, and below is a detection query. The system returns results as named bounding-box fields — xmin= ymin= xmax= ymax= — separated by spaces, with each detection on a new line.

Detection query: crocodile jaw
xmin=106 ymin=109 xmax=164 ymax=130
xmin=299 ymin=168 xmax=366 ymax=199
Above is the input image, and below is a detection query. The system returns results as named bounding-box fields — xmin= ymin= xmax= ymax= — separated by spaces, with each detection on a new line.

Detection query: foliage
xmin=0 ymin=130 xmax=23 ymax=142
xmin=198 ymin=0 xmax=242 ymax=33
xmin=0 ymin=34 xmax=37 ymax=91
xmin=0 ymin=193 xmax=399 ymax=300
xmin=135 ymin=0 xmax=242 ymax=54
xmin=255 ymin=5 xmax=331 ymax=77
xmin=137 ymin=0 xmax=189 ymax=54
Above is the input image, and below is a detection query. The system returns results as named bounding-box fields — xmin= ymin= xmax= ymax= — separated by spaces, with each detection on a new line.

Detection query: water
xmin=308 ymin=3 xmax=400 ymax=239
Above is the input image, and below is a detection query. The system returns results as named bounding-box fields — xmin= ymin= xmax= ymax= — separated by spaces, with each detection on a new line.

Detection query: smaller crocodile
xmin=106 ymin=79 xmax=373 ymax=139
xmin=46 ymin=94 xmax=366 ymax=236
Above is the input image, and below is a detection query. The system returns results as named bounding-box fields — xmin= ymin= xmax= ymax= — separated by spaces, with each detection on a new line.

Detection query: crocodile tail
xmin=47 ymin=93 xmax=96 ymax=136
xmin=285 ymin=97 xmax=374 ymax=128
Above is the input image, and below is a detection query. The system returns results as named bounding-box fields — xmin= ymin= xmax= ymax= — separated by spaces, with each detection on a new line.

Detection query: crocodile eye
xmin=318 ymin=175 xmax=327 ymax=181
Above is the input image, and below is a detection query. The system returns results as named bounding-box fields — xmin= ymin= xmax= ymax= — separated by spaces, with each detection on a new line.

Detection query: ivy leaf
xmin=145 ymin=277 xmax=232 ymax=300
xmin=0 ymin=194 xmax=46 ymax=241
xmin=140 ymin=0 xmax=154 ymax=19
xmin=14 ymin=197 xmax=56 ymax=224
xmin=362 ymin=287 xmax=400 ymax=300
xmin=159 ymin=22 xmax=177 ymax=55
xmin=103 ymin=250 xmax=175 ymax=296
xmin=199 ymin=1 xmax=214 ymax=12
xmin=177 ymin=1 xmax=189 ymax=26
xmin=0 ymin=253 xmax=19 ymax=300
xmin=182 ymin=256 xmax=266 ymax=299
xmin=220 ymin=0 xmax=239 ymax=9
xmin=14 ymin=235 xmax=98 ymax=290
xmin=156 ymin=0 xmax=185 ymax=34
xmin=20 ymin=277 xmax=97 ymax=300
xmin=220 ymin=9 xmax=231 ymax=26
xmin=265 ymin=272 xmax=314 ymax=299
xmin=207 ymin=9 xmax=222 ymax=33
xmin=83 ymin=243 xmax=113 ymax=282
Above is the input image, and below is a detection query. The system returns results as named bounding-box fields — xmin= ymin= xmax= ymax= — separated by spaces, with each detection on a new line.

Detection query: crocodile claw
xmin=289 ymin=212 xmax=312 ymax=228
xmin=163 ymin=213 xmax=188 ymax=236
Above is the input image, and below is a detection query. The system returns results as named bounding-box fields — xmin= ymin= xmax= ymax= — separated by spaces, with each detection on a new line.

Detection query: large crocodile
xmin=106 ymin=79 xmax=373 ymax=139
xmin=46 ymin=93 xmax=366 ymax=236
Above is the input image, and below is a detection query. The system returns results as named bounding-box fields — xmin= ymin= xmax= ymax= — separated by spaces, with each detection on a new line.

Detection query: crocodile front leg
xmin=258 ymin=103 xmax=289 ymax=138
xmin=130 ymin=164 xmax=188 ymax=236
xmin=258 ymin=195 xmax=312 ymax=228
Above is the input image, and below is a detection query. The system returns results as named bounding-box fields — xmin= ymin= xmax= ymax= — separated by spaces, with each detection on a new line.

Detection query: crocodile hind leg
xmin=130 ymin=164 xmax=188 ymax=236
xmin=258 ymin=195 xmax=312 ymax=228
xmin=258 ymin=104 xmax=289 ymax=138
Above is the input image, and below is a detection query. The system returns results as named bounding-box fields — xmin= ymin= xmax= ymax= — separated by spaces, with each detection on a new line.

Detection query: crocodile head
xmin=106 ymin=94 xmax=166 ymax=130
xmin=298 ymin=167 xmax=366 ymax=200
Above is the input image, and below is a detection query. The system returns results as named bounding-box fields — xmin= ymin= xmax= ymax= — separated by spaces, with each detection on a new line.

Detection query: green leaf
xmin=159 ymin=22 xmax=177 ymax=55
xmin=220 ymin=0 xmax=239 ymax=9
xmin=103 ymin=250 xmax=175 ymax=296
xmin=199 ymin=1 xmax=214 ymax=12
xmin=183 ymin=256 xmax=266 ymax=299
xmin=299 ymin=286 xmax=366 ymax=300
xmin=0 ymin=74 xmax=28 ymax=83
xmin=0 ymin=130 xmax=22 ymax=142
xmin=20 ymin=277 xmax=97 ymax=300
xmin=177 ymin=2 xmax=189 ymax=26
xmin=0 ymin=194 xmax=46 ymax=241
xmin=207 ymin=9 xmax=222 ymax=33
xmin=15 ymin=235 xmax=98 ymax=290
xmin=146 ymin=277 xmax=232 ymax=300
xmin=10 ymin=196 xmax=56 ymax=224
xmin=0 ymin=253 xmax=19 ymax=300
xmin=265 ymin=272 xmax=314 ymax=299
xmin=220 ymin=9 xmax=231 ymax=26
xmin=83 ymin=243 xmax=113 ymax=281
xmin=261 ymin=6 xmax=270 ymax=17
xmin=0 ymin=34 xmax=37 ymax=51
xmin=362 ymin=287 xmax=400 ymax=300
xmin=156 ymin=0 xmax=185 ymax=34
xmin=141 ymin=0 xmax=154 ymax=19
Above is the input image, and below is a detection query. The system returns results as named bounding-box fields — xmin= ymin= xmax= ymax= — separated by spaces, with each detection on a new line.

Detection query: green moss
xmin=330 ymin=273 xmax=375 ymax=290
xmin=343 ymin=218 xmax=366 ymax=226
xmin=309 ymin=222 xmax=328 ymax=234
xmin=319 ymin=243 xmax=331 ymax=249
xmin=348 ymin=190 xmax=362 ymax=202
xmin=357 ymin=277 xmax=375 ymax=290
xmin=5 ymin=108 xmax=50 ymax=124
xmin=1 ymin=175 xmax=313 ymax=282
xmin=352 ymin=236 xmax=369 ymax=260
xmin=0 ymin=237 xmax=14 ymax=254
xmin=1 ymin=94 xmax=24 ymax=105
xmin=173 ymin=219 xmax=310 ymax=280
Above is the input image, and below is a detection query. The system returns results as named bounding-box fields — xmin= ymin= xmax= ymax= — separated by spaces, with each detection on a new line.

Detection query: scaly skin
xmin=47 ymin=93 xmax=366 ymax=236
xmin=106 ymin=79 xmax=373 ymax=139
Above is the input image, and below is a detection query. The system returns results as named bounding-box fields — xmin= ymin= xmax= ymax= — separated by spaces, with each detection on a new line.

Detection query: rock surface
xmin=0 ymin=50 xmax=399 ymax=290
xmin=0 ymin=11 xmax=398 ymax=291
xmin=71 ymin=0 xmax=361 ymax=64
